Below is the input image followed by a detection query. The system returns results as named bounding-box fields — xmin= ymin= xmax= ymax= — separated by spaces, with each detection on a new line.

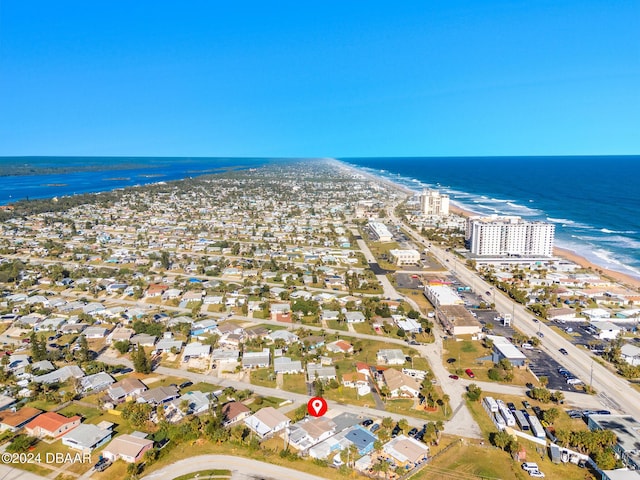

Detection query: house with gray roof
xmin=266 ymin=330 xmax=299 ymax=344
xmin=137 ymin=386 xmax=179 ymax=405
xmin=274 ymin=357 xmax=303 ymax=374
xmin=62 ymin=423 xmax=112 ymax=453
xmin=154 ymin=338 xmax=183 ymax=354
xmin=242 ymin=348 xmax=270 ymax=369
xmin=307 ymin=362 xmax=337 ymax=382
xmin=80 ymin=372 xmax=114 ymax=393
xmin=34 ymin=365 xmax=84 ymax=384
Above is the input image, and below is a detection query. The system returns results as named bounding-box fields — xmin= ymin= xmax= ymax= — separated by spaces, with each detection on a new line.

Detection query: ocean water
xmin=342 ymin=156 xmax=640 ymax=281
xmin=1 ymin=155 xmax=639 ymax=281
xmin=0 ymin=157 xmax=272 ymax=205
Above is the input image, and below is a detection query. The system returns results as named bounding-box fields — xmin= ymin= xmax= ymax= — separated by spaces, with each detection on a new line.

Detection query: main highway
xmin=388 ymin=207 xmax=640 ymax=418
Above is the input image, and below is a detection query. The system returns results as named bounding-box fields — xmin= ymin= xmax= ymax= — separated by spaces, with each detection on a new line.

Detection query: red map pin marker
xmin=307 ymin=396 xmax=328 ymax=417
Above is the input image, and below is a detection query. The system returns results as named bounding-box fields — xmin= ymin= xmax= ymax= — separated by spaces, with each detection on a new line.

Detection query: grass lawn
xmin=26 ymin=399 xmax=60 ymax=412
xmin=326 ymin=320 xmax=348 ymax=331
xmin=57 ymin=403 xmax=102 ymax=421
xmin=443 ymin=338 xmax=537 ymax=386
xmin=397 ymin=288 xmax=434 ymax=315
xmin=323 ymin=385 xmax=375 ymax=407
xmin=385 ymin=399 xmax=448 ymax=422
xmin=173 ymin=469 xmax=232 ymax=480
xmin=184 ymin=382 xmax=221 ymax=394
xmin=282 ymin=374 xmax=307 ymax=394
xmin=352 ymin=322 xmax=375 ymax=335
xmin=415 ymin=441 xmax=526 ymax=480
xmin=250 ymin=368 xmax=276 ymax=388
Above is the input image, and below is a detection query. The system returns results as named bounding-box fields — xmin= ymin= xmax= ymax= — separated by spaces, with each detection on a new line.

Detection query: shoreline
xmin=333 ymin=158 xmax=640 ymax=292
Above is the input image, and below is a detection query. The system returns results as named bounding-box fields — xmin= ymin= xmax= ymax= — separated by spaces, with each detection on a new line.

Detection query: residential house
xmin=80 ymin=372 xmax=115 ymax=393
xmin=345 ymin=311 xmax=366 ymax=324
xmin=154 ymin=338 xmax=184 ymax=354
xmin=242 ymin=348 xmax=270 ymax=369
xmin=102 ymin=433 xmax=153 ymax=463
xmin=137 ymin=386 xmax=180 ymax=405
xmin=182 ymin=342 xmax=211 ymax=362
xmin=270 ymin=303 xmax=292 ymax=322
xmin=376 ymin=349 xmax=406 ymax=365
xmin=273 ymin=357 xmax=303 ymax=374
xmin=326 ymin=340 xmax=353 ymax=354
xmin=221 ymin=401 xmax=251 ymax=426
xmin=34 ymin=365 xmax=85 ymax=384
xmin=382 ymin=368 xmax=421 ymax=398
xmin=383 ymin=435 xmax=429 ymax=466
xmin=0 ymin=407 xmax=41 ymax=432
xmin=107 ymin=378 xmax=148 ymax=403
xmin=106 ymin=327 xmax=134 ymax=345
xmin=244 ymin=406 xmax=290 ymax=438
xmin=62 ymin=423 xmax=113 ymax=453
xmin=307 ymin=362 xmax=337 ymax=382
xmin=266 ymin=330 xmax=299 ymax=344
xmin=287 ymin=417 xmax=337 ymax=452
xmin=25 ymin=411 xmax=81 ymax=438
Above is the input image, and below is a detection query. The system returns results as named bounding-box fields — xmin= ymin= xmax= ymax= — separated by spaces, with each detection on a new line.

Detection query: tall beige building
xmin=419 ymin=189 xmax=449 ymax=217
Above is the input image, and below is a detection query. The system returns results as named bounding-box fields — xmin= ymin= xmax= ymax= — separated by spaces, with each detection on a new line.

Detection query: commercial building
xmin=389 ymin=249 xmax=420 ymax=266
xmin=367 ymin=221 xmax=393 ymax=242
xmin=419 ymin=189 xmax=449 ymax=217
xmin=437 ymin=305 xmax=482 ymax=336
xmin=465 ymin=215 xmax=554 ymax=257
xmin=423 ymin=284 xmax=464 ymax=308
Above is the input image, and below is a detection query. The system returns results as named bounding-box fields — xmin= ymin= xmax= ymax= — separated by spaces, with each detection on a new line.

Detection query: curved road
xmin=142 ymin=454 xmax=330 ymax=480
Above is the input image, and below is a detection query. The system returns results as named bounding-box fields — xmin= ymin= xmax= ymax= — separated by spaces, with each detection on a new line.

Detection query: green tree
xmin=113 ymin=340 xmax=130 ymax=355
xmin=132 ymin=346 xmax=151 ymax=374
xmin=466 ymin=383 xmax=482 ymax=402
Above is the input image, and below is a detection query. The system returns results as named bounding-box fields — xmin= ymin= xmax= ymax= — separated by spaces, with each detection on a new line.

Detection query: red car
xmin=465 ymin=369 xmax=475 ymax=378
xmin=449 ymin=374 xmax=459 ymax=380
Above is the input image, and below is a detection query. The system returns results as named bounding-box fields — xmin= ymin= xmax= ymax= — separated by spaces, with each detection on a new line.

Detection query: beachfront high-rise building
xmin=465 ymin=215 xmax=555 ymax=257
xmin=419 ymin=189 xmax=449 ymax=217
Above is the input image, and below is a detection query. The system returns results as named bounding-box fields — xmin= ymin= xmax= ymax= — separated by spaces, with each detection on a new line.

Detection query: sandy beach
xmin=335 ymin=158 xmax=640 ymax=293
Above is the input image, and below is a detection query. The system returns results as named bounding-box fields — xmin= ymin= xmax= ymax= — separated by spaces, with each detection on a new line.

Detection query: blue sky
xmin=1 ymin=0 xmax=638 ymax=157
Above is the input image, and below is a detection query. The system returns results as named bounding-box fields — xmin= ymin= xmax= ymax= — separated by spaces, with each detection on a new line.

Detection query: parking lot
xmin=395 ymin=273 xmax=423 ymax=290
xmin=473 ymin=310 xmax=584 ymax=393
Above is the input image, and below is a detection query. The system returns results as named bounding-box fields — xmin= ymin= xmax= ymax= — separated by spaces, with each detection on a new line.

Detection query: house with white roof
xmin=620 ymin=344 xmax=640 ymax=366
xmin=181 ymin=342 xmax=211 ymax=362
xmin=274 ymin=357 xmax=303 ymax=374
xmin=244 ymin=406 xmax=291 ymax=438
xmin=376 ymin=349 xmax=406 ymax=365
xmin=590 ymin=321 xmax=622 ymax=340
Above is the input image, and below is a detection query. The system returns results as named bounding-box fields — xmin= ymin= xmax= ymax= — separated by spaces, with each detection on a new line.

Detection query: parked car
xmin=94 ymin=458 xmax=112 ymax=472
xmin=465 ymin=368 xmax=475 ymax=378
xmin=408 ymin=428 xmax=419 ymax=437
xmin=362 ymin=419 xmax=374 ymax=427
xmin=529 ymin=470 xmax=545 ymax=478
xmin=391 ymin=424 xmax=401 ymax=438
xmin=179 ymin=381 xmax=193 ymax=389
xmin=507 ymin=402 xmax=516 ymax=412
xmin=521 ymin=462 xmax=539 ymax=473
xmin=370 ymin=423 xmax=380 ymax=433
xmin=522 ymin=401 xmax=531 ymax=409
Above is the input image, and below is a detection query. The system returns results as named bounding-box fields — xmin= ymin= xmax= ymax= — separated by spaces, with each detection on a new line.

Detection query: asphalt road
xmin=142 ymin=455 xmax=330 ymax=480
xmin=389 ymin=209 xmax=638 ymax=417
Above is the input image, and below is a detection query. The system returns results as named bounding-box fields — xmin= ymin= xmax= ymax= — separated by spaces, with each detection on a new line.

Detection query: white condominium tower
xmin=465 ymin=215 xmax=555 ymax=257
xmin=420 ymin=189 xmax=449 ymax=217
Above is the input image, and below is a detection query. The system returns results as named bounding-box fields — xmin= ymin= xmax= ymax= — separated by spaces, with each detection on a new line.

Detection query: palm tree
xmin=441 ymin=394 xmax=450 ymax=417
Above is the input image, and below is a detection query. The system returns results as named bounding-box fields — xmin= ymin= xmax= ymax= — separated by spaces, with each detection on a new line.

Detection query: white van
xmin=521 ymin=343 xmax=533 ymax=349
xmin=522 ymin=462 xmax=539 ymax=472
